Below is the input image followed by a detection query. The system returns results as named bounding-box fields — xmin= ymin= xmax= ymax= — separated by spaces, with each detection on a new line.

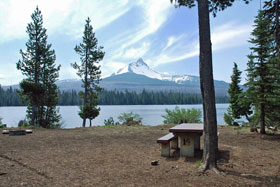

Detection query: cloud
xmin=118 ymin=42 xmax=150 ymax=59
xmin=99 ymin=0 xmax=173 ymax=75
xmin=101 ymin=61 xmax=127 ymax=77
xmin=211 ymin=22 xmax=252 ymax=50
xmin=0 ymin=0 xmax=130 ymax=43
xmin=148 ymin=22 xmax=252 ymax=68
xmin=0 ymin=62 xmax=23 ymax=85
xmin=162 ymin=34 xmax=188 ymax=51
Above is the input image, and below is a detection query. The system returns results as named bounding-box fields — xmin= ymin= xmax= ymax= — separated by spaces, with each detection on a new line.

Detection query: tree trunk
xmin=260 ymin=103 xmax=266 ymax=134
xmin=82 ymin=118 xmax=86 ymax=128
xmin=197 ymin=0 xmax=219 ymax=171
xmin=90 ymin=119 xmax=92 ymax=127
xmin=82 ymin=48 xmax=89 ymax=128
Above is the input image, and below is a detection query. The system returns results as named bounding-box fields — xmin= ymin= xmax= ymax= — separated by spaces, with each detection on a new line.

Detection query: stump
xmin=9 ymin=130 xmax=26 ymax=136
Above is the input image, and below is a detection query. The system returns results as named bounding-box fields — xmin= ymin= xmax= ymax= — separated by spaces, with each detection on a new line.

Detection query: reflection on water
xmin=0 ymin=104 xmax=229 ymax=128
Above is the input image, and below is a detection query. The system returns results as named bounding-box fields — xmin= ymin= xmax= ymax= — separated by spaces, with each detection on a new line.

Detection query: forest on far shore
xmin=0 ymin=85 xmax=229 ymax=106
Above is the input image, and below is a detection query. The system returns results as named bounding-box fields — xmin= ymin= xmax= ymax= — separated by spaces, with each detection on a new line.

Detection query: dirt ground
xmin=0 ymin=125 xmax=280 ymax=187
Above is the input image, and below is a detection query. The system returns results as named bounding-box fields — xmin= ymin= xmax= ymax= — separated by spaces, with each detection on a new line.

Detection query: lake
xmin=0 ymin=104 xmax=229 ymax=128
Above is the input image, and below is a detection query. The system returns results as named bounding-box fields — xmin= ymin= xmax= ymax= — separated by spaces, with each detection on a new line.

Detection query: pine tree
xmin=228 ymin=63 xmax=243 ymax=119
xmin=245 ymin=10 xmax=274 ymax=134
xmin=16 ymin=7 xmax=61 ymax=128
xmin=263 ymin=0 xmax=280 ymax=127
xmin=170 ymin=0 xmax=250 ymax=172
xmin=72 ymin=18 xmax=105 ymax=127
xmin=264 ymin=0 xmax=280 ymax=56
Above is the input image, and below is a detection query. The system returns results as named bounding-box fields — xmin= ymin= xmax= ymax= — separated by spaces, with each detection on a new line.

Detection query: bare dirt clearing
xmin=0 ymin=125 xmax=280 ymax=187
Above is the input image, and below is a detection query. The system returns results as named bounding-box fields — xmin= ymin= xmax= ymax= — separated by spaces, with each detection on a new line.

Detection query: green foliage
xmin=228 ymin=63 xmax=243 ymax=119
xmin=118 ymin=112 xmax=142 ymax=125
xmin=0 ymin=117 xmax=4 ymax=128
xmin=0 ymin=86 xmax=229 ymax=106
xmin=244 ymin=10 xmax=280 ymax=132
xmin=162 ymin=106 xmax=202 ymax=124
xmin=104 ymin=117 xmax=115 ymax=126
xmin=170 ymin=0 xmax=250 ymax=17
xmin=226 ymin=63 xmax=252 ymax=124
xmin=224 ymin=112 xmax=233 ymax=126
xmin=16 ymin=7 xmax=61 ymax=128
xmin=263 ymin=0 xmax=280 ymax=56
xmin=72 ymin=17 xmax=105 ymax=127
xmin=195 ymin=160 xmax=201 ymax=168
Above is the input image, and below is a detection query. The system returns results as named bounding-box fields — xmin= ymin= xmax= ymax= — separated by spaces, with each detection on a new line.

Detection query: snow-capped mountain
xmin=111 ymin=58 xmax=196 ymax=84
xmin=3 ymin=58 xmax=229 ymax=96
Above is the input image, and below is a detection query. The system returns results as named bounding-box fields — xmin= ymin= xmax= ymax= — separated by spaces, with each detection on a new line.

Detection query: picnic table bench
xmin=157 ymin=123 xmax=203 ymax=157
xmin=156 ymin=133 xmax=177 ymax=157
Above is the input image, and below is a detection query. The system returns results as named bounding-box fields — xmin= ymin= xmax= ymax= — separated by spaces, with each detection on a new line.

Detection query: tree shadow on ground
xmin=222 ymin=169 xmax=280 ymax=186
xmin=260 ymin=133 xmax=280 ymax=142
xmin=166 ymin=149 xmax=230 ymax=163
xmin=218 ymin=149 xmax=230 ymax=164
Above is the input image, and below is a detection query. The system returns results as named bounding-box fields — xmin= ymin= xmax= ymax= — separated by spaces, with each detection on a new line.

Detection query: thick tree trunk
xmin=197 ymin=0 xmax=219 ymax=171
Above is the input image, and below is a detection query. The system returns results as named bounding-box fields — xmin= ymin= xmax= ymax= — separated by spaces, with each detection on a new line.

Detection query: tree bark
xmin=260 ymin=103 xmax=266 ymax=134
xmin=197 ymin=0 xmax=219 ymax=171
xmin=82 ymin=47 xmax=89 ymax=128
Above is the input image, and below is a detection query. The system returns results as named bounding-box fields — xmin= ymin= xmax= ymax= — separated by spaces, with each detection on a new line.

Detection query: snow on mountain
xmin=112 ymin=58 xmax=196 ymax=84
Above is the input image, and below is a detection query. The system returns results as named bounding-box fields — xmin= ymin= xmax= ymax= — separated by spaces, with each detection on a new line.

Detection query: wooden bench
xmin=157 ymin=133 xmax=177 ymax=157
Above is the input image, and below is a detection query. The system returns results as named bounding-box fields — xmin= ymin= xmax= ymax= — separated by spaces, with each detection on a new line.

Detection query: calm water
xmin=0 ymin=104 xmax=229 ymax=128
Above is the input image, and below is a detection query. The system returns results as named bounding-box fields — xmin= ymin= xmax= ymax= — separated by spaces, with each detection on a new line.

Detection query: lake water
xmin=0 ymin=104 xmax=229 ymax=128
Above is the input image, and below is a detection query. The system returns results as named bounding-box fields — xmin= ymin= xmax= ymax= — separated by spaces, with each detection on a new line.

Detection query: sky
xmin=0 ymin=0 xmax=262 ymax=86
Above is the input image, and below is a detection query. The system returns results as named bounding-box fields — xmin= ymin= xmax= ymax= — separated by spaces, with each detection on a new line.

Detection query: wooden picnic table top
xmin=169 ymin=123 xmax=204 ymax=133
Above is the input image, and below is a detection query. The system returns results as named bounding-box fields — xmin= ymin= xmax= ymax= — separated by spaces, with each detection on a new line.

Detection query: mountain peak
xmin=133 ymin=58 xmax=148 ymax=67
xmin=112 ymin=58 xmax=197 ymax=84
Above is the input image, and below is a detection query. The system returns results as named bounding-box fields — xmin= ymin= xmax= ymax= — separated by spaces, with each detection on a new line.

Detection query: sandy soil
xmin=0 ymin=125 xmax=280 ymax=187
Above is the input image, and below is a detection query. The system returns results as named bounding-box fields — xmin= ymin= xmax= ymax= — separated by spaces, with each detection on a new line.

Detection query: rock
xmin=250 ymin=127 xmax=258 ymax=133
xmin=233 ymin=122 xmax=239 ymax=126
xmin=2 ymin=130 xmax=9 ymax=134
xmin=151 ymin=160 xmax=158 ymax=166
xmin=25 ymin=129 xmax=33 ymax=134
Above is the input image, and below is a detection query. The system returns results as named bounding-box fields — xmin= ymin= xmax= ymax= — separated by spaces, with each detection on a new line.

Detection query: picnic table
xmin=157 ymin=123 xmax=204 ymax=157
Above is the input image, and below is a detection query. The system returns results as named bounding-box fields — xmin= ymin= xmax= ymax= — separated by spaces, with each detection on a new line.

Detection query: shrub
xmin=104 ymin=117 xmax=115 ymax=126
xmin=118 ymin=112 xmax=142 ymax=126
xmin=162 ymin=106 xmax=202 ymax=124
xmin=0 ymin=117 xmax=4 ymax=128
xmin=224 ymin=113 xmax=234 ymax=126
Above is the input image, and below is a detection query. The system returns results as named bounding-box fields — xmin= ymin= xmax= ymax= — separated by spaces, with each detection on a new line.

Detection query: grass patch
xmin=195 ymin=160 xmax=201 ymax=168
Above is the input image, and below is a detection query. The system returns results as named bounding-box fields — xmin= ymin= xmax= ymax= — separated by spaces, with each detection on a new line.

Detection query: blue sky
xmin=0 ymin=0 xmax=261 ymax=86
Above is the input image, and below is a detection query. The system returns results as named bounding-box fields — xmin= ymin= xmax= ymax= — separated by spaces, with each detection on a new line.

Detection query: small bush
xmin=224 ymin=113 xmax=234 ymax=126
xmin=104 ymin=117 xmax=115 ymax=126
xmin=118 ymin=112 xmax=142 ymax=126
xmin=0 ymin=118 xmax=5 ymax=128
xmin=162 ymin=106 xmax=202 ymax=124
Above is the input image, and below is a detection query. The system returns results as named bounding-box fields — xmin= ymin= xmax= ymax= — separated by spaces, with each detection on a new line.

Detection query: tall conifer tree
xmin=228 ymin=63 xmax=243 ymax=119
xmin=72 ymin=18 xmax=104 ymax=127
xmin=263 ymin=0 xmax=280 ymax=126
xmin=245 ymin=10 xmax=274 ymax=134
xmin=17 ymin=7 xmax=61 ymax=128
